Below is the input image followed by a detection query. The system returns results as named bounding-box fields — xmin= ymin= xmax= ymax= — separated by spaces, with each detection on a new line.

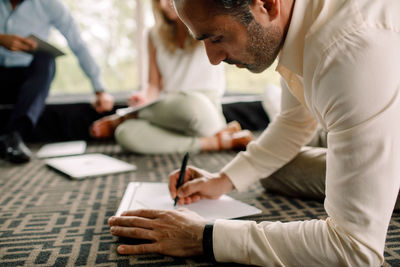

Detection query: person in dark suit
xmin=0 ymin=0 xmax=114 ymax=163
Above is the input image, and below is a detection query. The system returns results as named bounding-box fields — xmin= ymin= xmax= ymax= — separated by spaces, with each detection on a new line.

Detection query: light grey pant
xmin=115 ymin=91 xmax=226 ymax=154
xmin=261 ymin=128 xmax=400 ymax=210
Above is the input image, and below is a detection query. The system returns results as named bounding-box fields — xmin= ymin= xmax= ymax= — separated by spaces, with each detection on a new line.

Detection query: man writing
xmin=108 ymin=0 xmax=400 ymax=265
xmin=0 ymin=0 xmax=114 ymax=163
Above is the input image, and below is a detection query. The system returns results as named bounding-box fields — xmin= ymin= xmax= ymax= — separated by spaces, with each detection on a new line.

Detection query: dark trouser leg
xmin=0 ymin=53 xmax=55 ymax=163
xmin=3 ymin=53 xmax=55 ymax=138
xmin=0 ymin=66 xmax=24 ymax=135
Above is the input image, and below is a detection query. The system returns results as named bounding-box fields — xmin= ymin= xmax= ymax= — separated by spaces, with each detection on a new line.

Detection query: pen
xmin=174 ymin=152 xmax=189 ymax=206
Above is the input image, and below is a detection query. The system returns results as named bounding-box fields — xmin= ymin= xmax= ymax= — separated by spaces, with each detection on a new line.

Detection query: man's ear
xmin=250 ymin=0 xmax=279 ymax=22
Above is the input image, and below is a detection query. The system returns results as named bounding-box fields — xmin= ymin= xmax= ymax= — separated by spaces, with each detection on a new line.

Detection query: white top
xmin=218 ymin=0 xmax=400 ymax=265
xmin=150 ymin=29 xmax=225 ymax=96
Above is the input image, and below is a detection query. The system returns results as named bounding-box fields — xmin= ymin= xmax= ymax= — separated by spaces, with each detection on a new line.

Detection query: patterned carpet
xmin=0 ymin=141 xmax=399 ymax=267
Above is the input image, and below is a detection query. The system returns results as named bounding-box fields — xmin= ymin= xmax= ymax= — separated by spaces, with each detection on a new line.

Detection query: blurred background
xmin=50 ymin=0 xmax=280 ymax=96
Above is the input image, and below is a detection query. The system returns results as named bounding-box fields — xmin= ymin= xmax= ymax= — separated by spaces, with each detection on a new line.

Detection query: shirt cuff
xmin=213 ymin=219 xmax=251 ymax=264
xmin=202 ymin=223 xmax=215 ymax=262
xmin=91 ymin=77 xmax=105 ymax=93
xmin=221 ymin=152 xmax=261 ymax=192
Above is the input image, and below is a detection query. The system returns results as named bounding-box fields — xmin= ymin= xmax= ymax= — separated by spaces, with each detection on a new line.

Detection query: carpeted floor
xmin=0 ymin=141 xmax=399 ymax=266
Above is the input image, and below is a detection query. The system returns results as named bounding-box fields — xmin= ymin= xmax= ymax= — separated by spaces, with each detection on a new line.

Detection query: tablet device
xmin=116 ymin=97 xmax=164 ymax=117
xmin=37 ymin=141 xmax=86 ymax=158
xmin=28 ymin=34 xmax=65 ymax=57
xmin=46 ymin=153 xmax=136 ymax=179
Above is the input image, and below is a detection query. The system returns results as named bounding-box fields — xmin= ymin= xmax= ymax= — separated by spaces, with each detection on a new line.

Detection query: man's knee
xmin=18 ymin=53 xmax=56 ymax=101
xmin=261 ymin=147 xmax=327 ymax=200
xmin=30 ymin=52 xmax=56 ymax=81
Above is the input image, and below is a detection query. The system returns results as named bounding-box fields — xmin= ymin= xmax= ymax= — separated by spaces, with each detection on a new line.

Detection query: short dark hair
xmin=213 ymin=0 xmax=253 ymax=25
xmin=173 ymin=0 xmax=254 ymax=25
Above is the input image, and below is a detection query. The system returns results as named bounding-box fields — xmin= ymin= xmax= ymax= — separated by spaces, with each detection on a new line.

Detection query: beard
xmin=243 ymin=20 xmax=283 ymax=73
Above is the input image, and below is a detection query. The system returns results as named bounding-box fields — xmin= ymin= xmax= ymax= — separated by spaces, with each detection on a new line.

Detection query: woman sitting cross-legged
xmin=90 ymin=0 xmax=252 ymax=154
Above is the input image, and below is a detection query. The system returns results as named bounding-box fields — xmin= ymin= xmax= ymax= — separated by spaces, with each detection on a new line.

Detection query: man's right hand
xmin=168 ymin=166 xmax=235 ymax=206
xmin=0 ymin=34 xmax=37 ymax=52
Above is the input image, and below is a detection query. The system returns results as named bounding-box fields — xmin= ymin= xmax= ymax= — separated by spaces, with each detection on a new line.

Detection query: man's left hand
xmin=108 ymin=208 xmax=207 ymax=257
xmin=94 ymin=92 xmax=114 ymax=113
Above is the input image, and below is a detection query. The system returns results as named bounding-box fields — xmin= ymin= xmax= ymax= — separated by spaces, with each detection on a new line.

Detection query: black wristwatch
xmin=202 ymin=222 xmax=216 ymax=261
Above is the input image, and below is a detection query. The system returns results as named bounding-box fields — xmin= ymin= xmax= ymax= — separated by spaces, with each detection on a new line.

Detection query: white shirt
xmin=150 ymin=29 xmax=225 ymax=96
xmin=217 ymin=0 xmax=400 ymax=265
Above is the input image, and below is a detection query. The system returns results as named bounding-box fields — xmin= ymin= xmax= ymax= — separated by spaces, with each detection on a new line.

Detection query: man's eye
xmin=210 ymin=36 xmax=223 ymax=44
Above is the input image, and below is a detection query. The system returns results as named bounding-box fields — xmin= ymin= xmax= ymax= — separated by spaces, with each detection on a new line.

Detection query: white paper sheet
xmin=116 ymin=182 xmax=262 ymax=221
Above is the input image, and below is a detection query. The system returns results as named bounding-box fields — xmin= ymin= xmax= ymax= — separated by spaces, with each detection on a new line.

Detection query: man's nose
xmin=204 ymin=41 xmax=226 ymax=65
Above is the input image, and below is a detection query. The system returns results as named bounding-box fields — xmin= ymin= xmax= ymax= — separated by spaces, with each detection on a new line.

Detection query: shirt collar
xmin=278 ymin=0 xmax=312 ymax=77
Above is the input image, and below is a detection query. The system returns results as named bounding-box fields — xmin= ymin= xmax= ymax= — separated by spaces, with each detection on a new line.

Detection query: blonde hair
xmin=151 ymin=0 xmax=199 ymax=53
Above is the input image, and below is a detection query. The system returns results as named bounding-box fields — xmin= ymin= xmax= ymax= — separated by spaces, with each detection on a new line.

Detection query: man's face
xmin=175 ymin=0 xmax=283 ymax=73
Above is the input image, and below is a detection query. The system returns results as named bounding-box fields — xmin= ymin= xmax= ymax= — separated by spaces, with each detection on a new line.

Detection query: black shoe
xmin=0 ymin=132 xmax=32 ymax=164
